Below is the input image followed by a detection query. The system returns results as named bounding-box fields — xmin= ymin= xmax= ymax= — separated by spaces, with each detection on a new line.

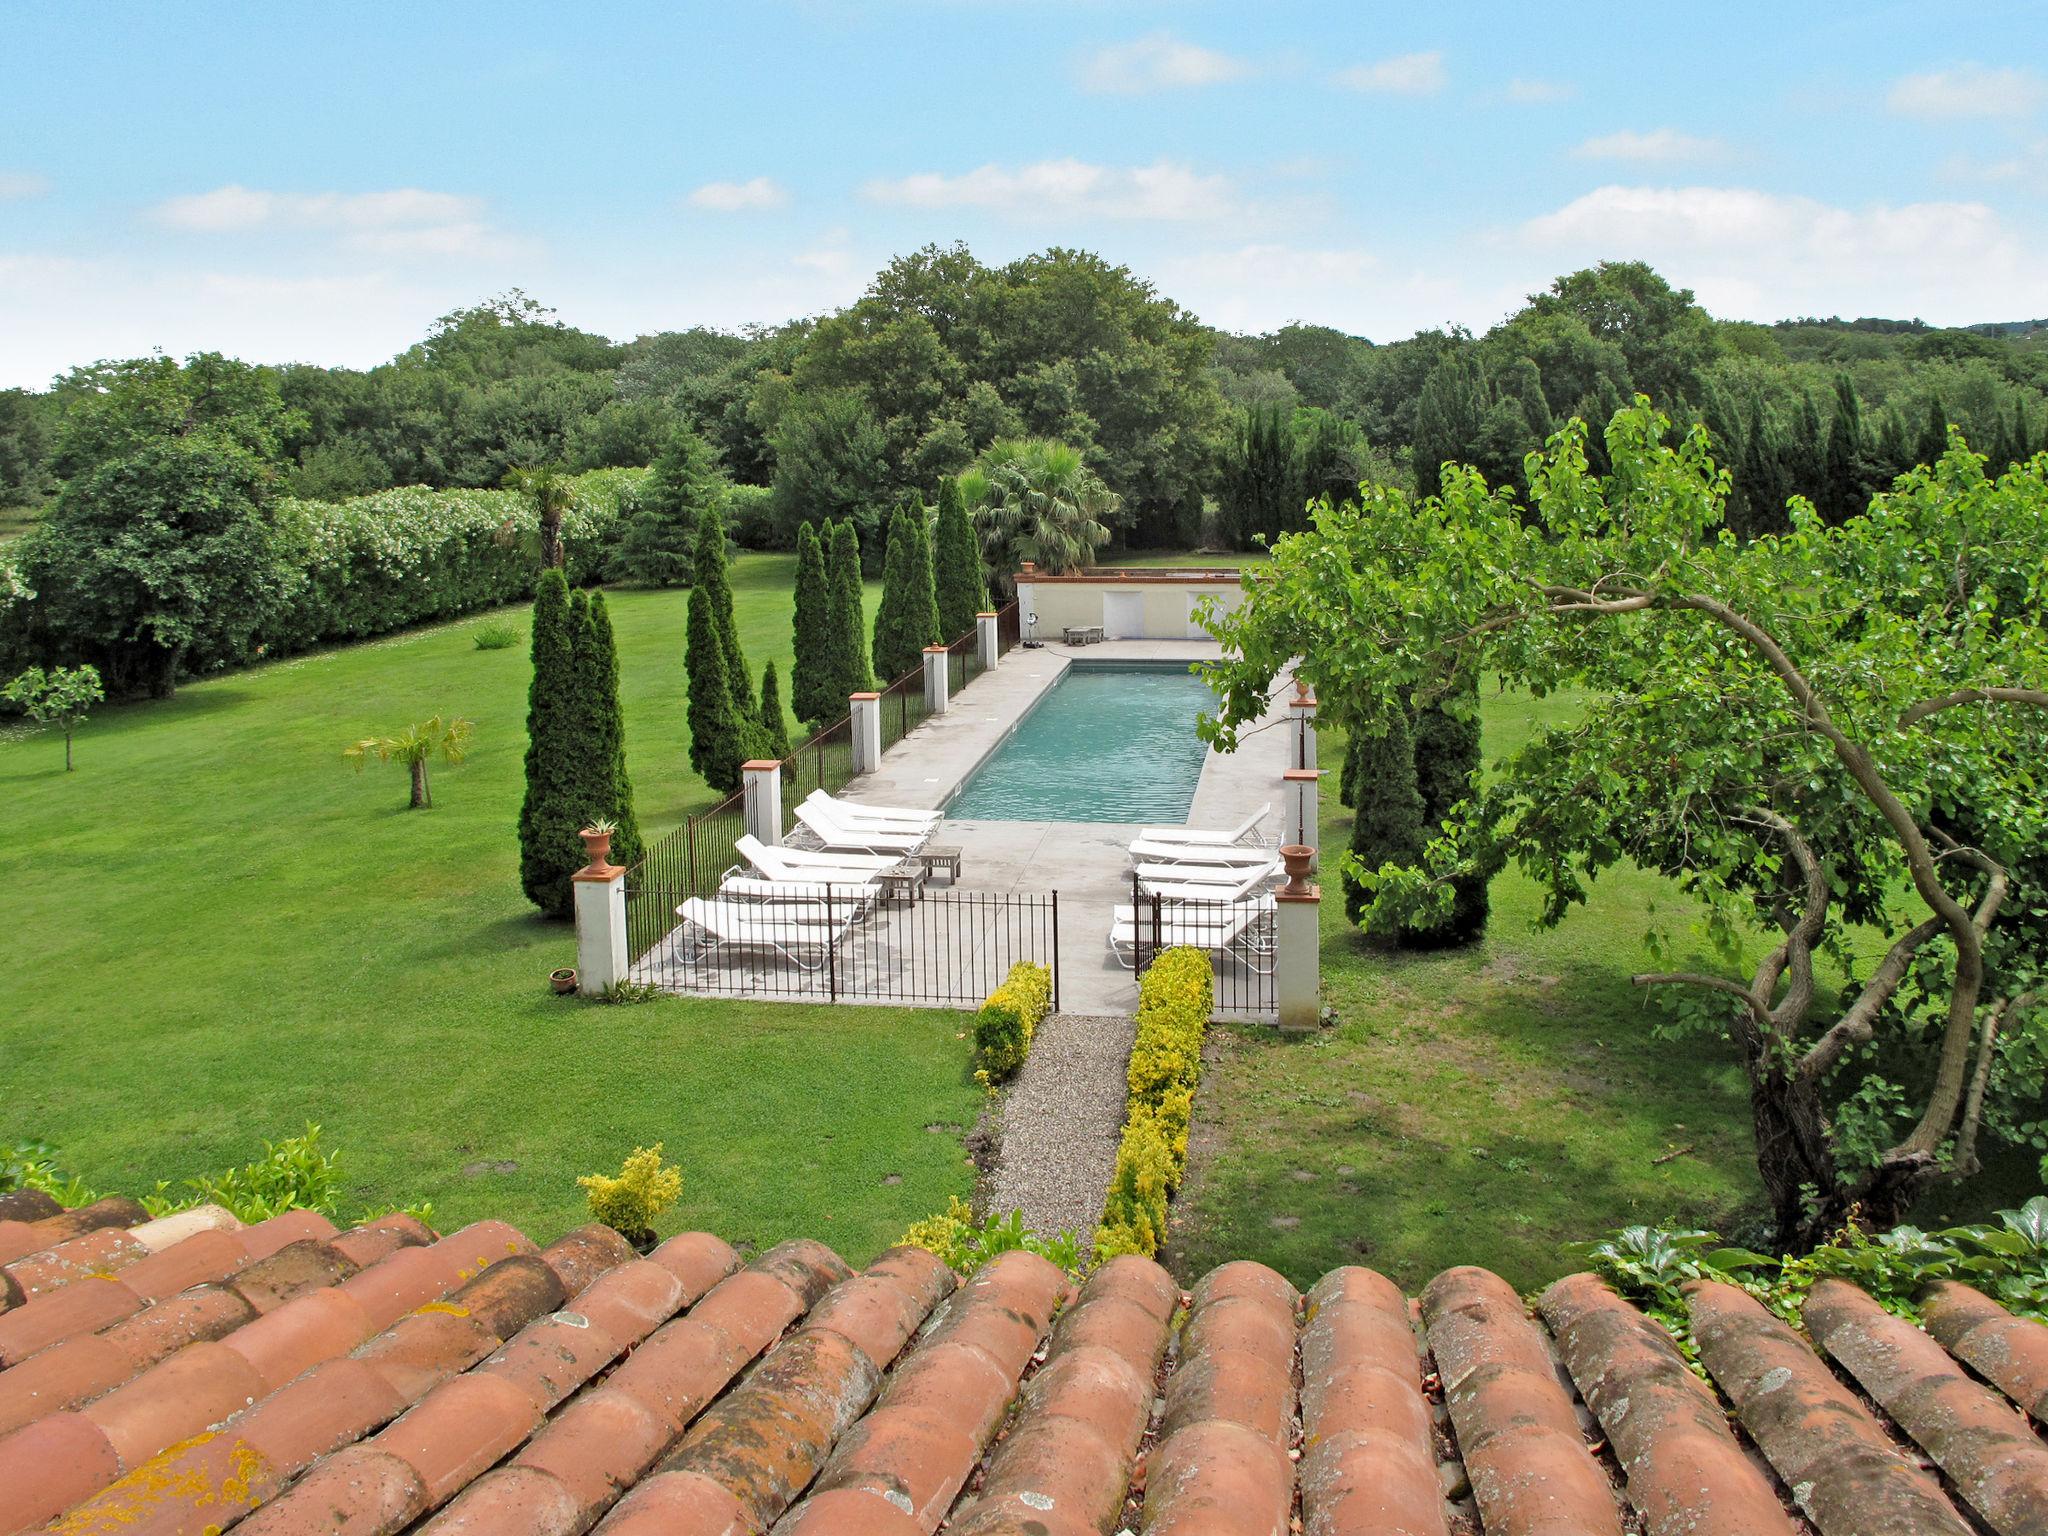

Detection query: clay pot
xmin=1279 ymin=844 xmax=1315 ymax=894
xmin=578 ymin=827 xmax=613 ymax=865
xmin=550 ymin=967 xmax=578 ymax=995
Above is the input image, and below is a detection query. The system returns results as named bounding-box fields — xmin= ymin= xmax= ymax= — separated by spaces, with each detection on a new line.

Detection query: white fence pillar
xmin=1016 ymin=563 xmax=1037 ymax=645
xmin=742 ymin=758 xmax=783 ymax=847
xmin=1275 ymin=845 xmax=1321 ymax=1031
xmin=572 ymin=842 xmax=628 ymax=997
xmin=1290 ymin=681 xmax=1318 ymax=772
xmin=924 ymin=645 xmax=950 ymax=715
xmin=1284 ymin=768 xmax=1322 ymax=863
xmin=976 ymin=611 xmax=999 ymax=672
xmin=850 ymin=692 xmax=882 ymax=775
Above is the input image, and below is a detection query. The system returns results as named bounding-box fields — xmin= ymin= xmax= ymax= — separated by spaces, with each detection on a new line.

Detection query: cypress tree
xmin=1341 ymin=709 xmax=1426 ymax=929
xmin=790 ymin=520 xmax=836 ymax=727
xmin=608 ymin=428 xmax=721 ymax=586
xmin=580 ymin=590 xmax=642 ymax=870
xmin=1919 ymin=393 xmax=1951 ymax=468
xmin=1407 ymin=679 xmax=1488 ymax=948
xmin=691 ymin=501 xmax=757 ymax=726
xmin=1821 ymin=373 xmax=1868 ymax=524
xmin=518 ymin=568 xmax=582 ymax=918
xmin=827 ymin=517 xmax=873 ymax=699
xmin=872 ymin=508 xmax=920 ymax=683
xmin=933 ymin=477 xmax=987 ymax=640
xmin=1786 ymin=390 xmax=1826 ymax=510
xmin=758 ymin=660 xmax=794 ymax=760
xmin=910 ymin=502 xmax=943 ymax=648
xmin=1736 ymin=394 xmax=1787 ymax=538
xmin=1877 ymin=406 xmax=1912 ymax=484
xmin=686 ymin=507 xmax=747 ymax=794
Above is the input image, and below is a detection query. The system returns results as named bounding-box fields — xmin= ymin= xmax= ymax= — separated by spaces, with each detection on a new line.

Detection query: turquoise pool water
xmin=946 ymin=662 xmax=1216 ymax=823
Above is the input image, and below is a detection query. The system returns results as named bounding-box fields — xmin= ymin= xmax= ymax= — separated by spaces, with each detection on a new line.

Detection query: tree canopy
xmin=1203 ymin=402 xmax=2048 ymax=1246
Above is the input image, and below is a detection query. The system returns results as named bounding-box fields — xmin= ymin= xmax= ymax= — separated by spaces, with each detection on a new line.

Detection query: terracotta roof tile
xmin=1686 ymin=1277 xmax=1973 ymax=1536
xmin=1539 ymin=1271 xmax=1793 ymax=1536
xmin=6 ymin=1193 xmax=2048 ymax=1536
xmin=1804 ymin=1276 xmax=2048 ymax=1534
xmin=1423 ymin=1265 xmax=1625 ymax=1536
xmin=1921 ymin=1278 xmax=2048 ymax=1419
xmin=0 ymin=1193 xmax=63 ymax=1227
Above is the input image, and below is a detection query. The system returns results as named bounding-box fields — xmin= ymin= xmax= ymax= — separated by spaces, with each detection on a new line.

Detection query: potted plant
xmin=578 ymin=815 xmax=619 ymax=866
xmin=550 ymin=967 xmax=578 ymax=995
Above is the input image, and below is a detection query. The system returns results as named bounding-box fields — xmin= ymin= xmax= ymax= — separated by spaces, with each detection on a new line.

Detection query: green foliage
xmin=827 ymin=518 xmax=874 ymax=696
xmin=872 ymin=507 xmax=934 ymax=683
xmin=3 ymin=662 xmax=103 ymax=770
xmin=1094 ymin=947 xmax=1212 ymax=1262
xmin=609 ymin=429 xmax=722 ymax=586
xmin=343 ymin=713 xmax=475 ymax=810
xmin=789 ymin=521 xmax=837 ymax=727
xmin=685 ymin=509 xmax=749 ymax=795
xmin=1218 ymin=404 xmax=1383 ymax=549
xmin=1408 ymin=678 xmax=1490 ymax=947
xmin=473 ymin=621 xmax=521 ymax=651
xmin=971 ymin=961 xmax=1053 ymax=1082
xmin=965 ymin=437 xmax=1116 ymax=594
xmin=519 ymin=570 xmax=584 ymax=917
xmin=932 ymin=476 xmax=989 ymax=640
xmin=908 ymin=501 xmax=942 ymax=649
xmin=1581 ymin=1198 xmax=2048 ymax=1352
xmin=573 ymin=591 xmax=642 ymax=869
xmin=900 ymin=1196 xmax=1083 ymax=1277
xmin=757 ymin=660 xmax=794 ymax=760
xmin=577 ymin=1143 xmax=683 ymax=1243
xmin=1203 ymin=399 xmax=2048 ymax=1242
xmin=1341 ymin=708 xmax=1426 ymax=929
xmin=770 ymin=388 xmax=891 ymax=563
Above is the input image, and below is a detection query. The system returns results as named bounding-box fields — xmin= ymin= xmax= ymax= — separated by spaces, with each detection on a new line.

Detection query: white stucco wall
xmin=1015 ymin=574 xmax=1244 ymax=641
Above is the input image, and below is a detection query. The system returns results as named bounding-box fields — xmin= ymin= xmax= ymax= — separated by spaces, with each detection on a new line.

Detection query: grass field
xmin=0 ymin=557 xmax=983 ymax=1262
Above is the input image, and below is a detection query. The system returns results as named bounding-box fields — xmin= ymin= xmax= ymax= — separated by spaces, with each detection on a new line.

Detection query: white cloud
xmin=1889 ymin=64 xmax=2045 ymax=120
xmin=1334 ymin=51 xmax=1445 ymax=96
xmin=862 ymin=158 xmax=1236 ymax=221
xmin=1076 ymin=32 xmax=1251 ymax=94
xmin=687 ymin=176 xmax=790 ymax=212
xmin=0 ymin=171 xmax=48 ymax=201
xmin=1506 ymin=78 xmax=1574 ymax=105
xmin=1518 ymin=184 xmax=2044 ymax=322
xmin=147 ymin=184 xmax=517 ymax=261
xmin=1573 ymin=128 xmax=1726 ymax=163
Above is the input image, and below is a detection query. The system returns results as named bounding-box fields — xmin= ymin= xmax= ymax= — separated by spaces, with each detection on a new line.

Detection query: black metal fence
xmin=996 ymin=600 xmax=1020 ymax=653
xmin=628 ymin=886 xmax=1060 ymax=1007
xmin=1128 ymin=875 xmax=1278 ymax=1020
xmin=876 ymin=661 xmax=932 ymax=756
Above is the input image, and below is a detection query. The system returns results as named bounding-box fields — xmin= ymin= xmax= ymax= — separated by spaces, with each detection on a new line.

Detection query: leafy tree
xmin=1339 ymin=709 xmax=1426 ymax=927
xmin=609 ymin=427 xmax=723 ymax=586
xmin=1409 ymin=677 xmax=1490 ymax=947
xmin=575 ymin=591 xmax=641 ymax=869
xmin=965 ymin=438 xmax=1116 ymax=594
xmin=564 ymin=397 xmax=677 ymax=472
xmin=1523 ymin=261 xmax=1719 ymax=408
xmin=519 ymin=570 xmax=583 ymax=916
xmin=1204 ymin=401 xmax=2048 ymax=1246
xmin=827 ymin=518 xmax=874 ymax=698
xmin=1412 ymin=348 xmax=1486 ymax=500
xmin=932 ymin=477 xmax=988 ymax=640
xmin=758 ymin=660 xmax=794 ymax=760
xmin=3 ymin=664 xmax=103 ymax=771
xmin=790 ymin=521 xmax=837 ymax=726
xmin=685 ymin=507 xmax=750 ymax=794
xmin=0 ymin=389 xmax=53 ymax=507
xmin=769 ymin=388 xmax=892 ymax=569
xmin=344 ymin=714 xmax=475 ymax=809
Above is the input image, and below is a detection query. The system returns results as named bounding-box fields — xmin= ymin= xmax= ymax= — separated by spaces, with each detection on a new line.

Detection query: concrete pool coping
xmin=835 ymin=638 xmax=1296 ymax=1014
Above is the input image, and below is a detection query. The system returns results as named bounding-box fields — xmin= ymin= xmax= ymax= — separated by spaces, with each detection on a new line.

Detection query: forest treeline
xmin=3 ymin=248 xmax=2043 ymax=557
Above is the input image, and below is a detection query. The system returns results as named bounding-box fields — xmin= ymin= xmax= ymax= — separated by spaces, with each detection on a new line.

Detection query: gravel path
xmin=984 ymin=1012 xmax=1137 ymax=1240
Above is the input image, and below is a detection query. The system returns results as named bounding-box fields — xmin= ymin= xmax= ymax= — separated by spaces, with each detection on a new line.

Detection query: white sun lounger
xmin=1136 ymin=802 xmax=1272 ymax=848
xmin=794 ymin=802 xmax=931 ymax=856
xmin=1127 ymin=838 xmax=1279 ymax=867
xmin=1108 ymin=897 xmax=1275 ymax=971
xmin=717 ymin=871 xmax=878 ymax=915
xmin=802 ymin=788 xmax=942 ymax=831
xmin=1134 ymin=859 xmax=1279 ymax=886
xmin=673 ymin=897 xmax=856 ymax=972
xmin=1137 ymin=862 xmax=1279 ymax=904
xmin=736 ymin=834 xmax=899 ymax=878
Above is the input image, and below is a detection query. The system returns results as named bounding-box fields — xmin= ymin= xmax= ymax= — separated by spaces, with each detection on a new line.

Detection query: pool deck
xmin=837 ymin=639 xmax=1297 ymax=1015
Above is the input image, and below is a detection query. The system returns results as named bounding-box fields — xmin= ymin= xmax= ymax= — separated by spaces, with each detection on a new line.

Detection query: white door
xmin=1185 ymin=590 xmax=1211 ymax=639
xmin=1104 ymin=590 xmax=1144 ymax=638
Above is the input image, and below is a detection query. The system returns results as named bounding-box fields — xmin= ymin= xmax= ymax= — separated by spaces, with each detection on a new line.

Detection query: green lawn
xmin=0 ymin=557 xmax=982 ymax=1263
xmin=1165 ymin=689 xmax=1767 ymax=1293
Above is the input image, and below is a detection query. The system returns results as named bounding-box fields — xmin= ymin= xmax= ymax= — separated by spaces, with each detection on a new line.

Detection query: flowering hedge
xmin=1094 ymin=947 xmax=1212 ymax=1262
xmin=972 ymin=961 xmax=1053 ymax=1083
xmin=260 ymin=468 xmax=645 ymax=654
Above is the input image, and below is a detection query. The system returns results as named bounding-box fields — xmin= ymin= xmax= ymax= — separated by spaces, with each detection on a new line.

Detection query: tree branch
xmin=1632 ymin=970 xmax=1771 ymax=1048
xmin=1900 ymin=687 xmax=2048 ymax=729
xmin=1798 ymin=917 xmax=1944 ymax=1083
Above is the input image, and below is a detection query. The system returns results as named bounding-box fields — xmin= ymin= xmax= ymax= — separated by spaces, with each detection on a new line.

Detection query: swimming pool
xmin=945 ymin=661 xmax=1217 ymax=823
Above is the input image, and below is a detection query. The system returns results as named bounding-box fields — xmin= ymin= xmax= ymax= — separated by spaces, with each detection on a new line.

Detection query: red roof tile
xmin=4 ymin=1196 xmax=2048 ymax=1536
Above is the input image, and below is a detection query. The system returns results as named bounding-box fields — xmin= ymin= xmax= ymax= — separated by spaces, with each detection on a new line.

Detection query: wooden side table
xmin=877 ymin=860 xmax=928 ymax=905
xmin=920 ymin=845 xmax=963 ymax=884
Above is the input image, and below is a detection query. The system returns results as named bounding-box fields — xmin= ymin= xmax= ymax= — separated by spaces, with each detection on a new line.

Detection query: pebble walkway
xmin=983 ymin=1011 xmax=1136 ymax=1240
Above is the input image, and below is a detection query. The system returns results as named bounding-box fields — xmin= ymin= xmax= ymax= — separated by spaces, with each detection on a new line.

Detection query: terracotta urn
xmin=1279 ymin=843 xmax=1315 ymax=894
xmin=578 ymin=827 xmax=613 ymax=865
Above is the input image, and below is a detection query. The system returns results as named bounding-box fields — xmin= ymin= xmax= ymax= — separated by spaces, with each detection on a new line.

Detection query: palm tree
xmin=965 ymin=438 xmax=1118 ymax=596
xmin=344 ymin=715 xmax=476 ymax=809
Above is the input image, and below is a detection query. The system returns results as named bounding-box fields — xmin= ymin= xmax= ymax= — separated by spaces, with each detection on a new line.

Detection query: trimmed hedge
xmin=1094 ymin=947 xmax=1212 ymax=1262
xmin=973 ymin=961 xmax=1052 ymax=1082
xmin=259 ymin=468 xmax=645 ymax=655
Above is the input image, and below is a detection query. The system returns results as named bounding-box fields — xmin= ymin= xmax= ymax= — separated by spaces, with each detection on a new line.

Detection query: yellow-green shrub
xmin=1092 ymin=946 xmax=1212 ymax=1262
xmin=973 ymin=961 xmax=1053 ymax=1082
xmin=578 ymin=1143 xmax=682 ymax=1244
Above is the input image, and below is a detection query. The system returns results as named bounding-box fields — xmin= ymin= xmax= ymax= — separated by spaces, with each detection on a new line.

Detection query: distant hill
xmin=1775 ymin=315 xmax=2048 ymax=340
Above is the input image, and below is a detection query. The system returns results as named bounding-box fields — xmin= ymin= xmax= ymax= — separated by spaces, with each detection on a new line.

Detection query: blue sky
xmin=2 ymin=0 xmax=2045 ymax=386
